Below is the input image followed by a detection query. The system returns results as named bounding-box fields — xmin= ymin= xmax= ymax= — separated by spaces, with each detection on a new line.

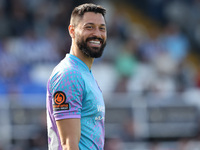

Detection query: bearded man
xmin=46 ymin=3 xmax=107 ymax=150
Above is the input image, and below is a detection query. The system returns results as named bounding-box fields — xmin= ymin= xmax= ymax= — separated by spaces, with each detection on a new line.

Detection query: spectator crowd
xmin=0 ymin=0 xmax=200 ymax=150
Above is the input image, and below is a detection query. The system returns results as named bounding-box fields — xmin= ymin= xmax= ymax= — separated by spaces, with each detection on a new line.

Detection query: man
xmin=46 ymin=3 xmax=107 ymax=150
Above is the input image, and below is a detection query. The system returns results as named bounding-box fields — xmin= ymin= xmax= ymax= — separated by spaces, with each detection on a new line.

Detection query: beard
xmin=76 ymin=35 xmax=106 ymax=58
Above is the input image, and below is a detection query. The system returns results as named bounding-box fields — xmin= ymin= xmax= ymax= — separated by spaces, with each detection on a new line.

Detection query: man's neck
xmin=70 ymin=47 xmax=94 ymax=71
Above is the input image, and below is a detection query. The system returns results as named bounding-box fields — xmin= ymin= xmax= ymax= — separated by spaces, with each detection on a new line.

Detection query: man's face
xmin=75 ymin=12 xmax=107 ymax=58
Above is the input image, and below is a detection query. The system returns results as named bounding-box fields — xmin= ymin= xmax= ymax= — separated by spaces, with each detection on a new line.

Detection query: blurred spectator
xmin=120 ymin=118 xmax=136 ymax=142
xmin=29 ymin=111 xmax=47 ymax=150
xmin=9 ymin=0 xmax=31 ymax=36
xmin=178 ymin=138 xmax=200 ymax=150
xmin=103 ymin=10 xmax=131 ymax=62
xmin=0 ymin=0 xmax=200 ymax=149
xmin=193 ymin=20 xmax=200 ymax=48
xmin=114 ymin=38 xmax=138 ymax=93
xmin=0 ymin=6 xmax=10 ymax=38
xmin=175 ymin=60 xmax=196 ymax=92
xmin=104 ymin=137 xmax=123 ymax=150
xmin=148 ymin=0 xmax=166 ymax=23
xmin=196 ymin=67 xmax=200 ymax=88
xmin=150 ymin=142 xmax=164 ymax=150
xmin=138 ymin=28 xmax=163 ymax=63
xmin=0 ymin=39 xmax=22 ymax=94
xmin=160 ymin=23 xmax=190 ymax=64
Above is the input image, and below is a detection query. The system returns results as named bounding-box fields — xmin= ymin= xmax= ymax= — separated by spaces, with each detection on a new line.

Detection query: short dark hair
xmin=70 ymin=3 xmax=106 ymax=27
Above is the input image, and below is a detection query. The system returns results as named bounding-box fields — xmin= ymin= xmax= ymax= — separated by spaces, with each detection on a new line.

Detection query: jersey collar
xmin=66 ymin=54 xmax=91 ymax=72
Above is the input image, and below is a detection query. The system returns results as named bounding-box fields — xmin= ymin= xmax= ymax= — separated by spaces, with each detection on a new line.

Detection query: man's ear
xmin=68 ymin=25 xmax=75 ymax=38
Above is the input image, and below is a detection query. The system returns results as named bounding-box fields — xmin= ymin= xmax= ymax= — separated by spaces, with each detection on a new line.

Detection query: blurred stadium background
xmin=0 ymin=0 xmax=200 ymax=149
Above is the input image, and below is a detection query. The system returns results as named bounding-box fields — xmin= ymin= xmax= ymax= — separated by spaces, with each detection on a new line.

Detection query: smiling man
xmin=46 ymin=3 xmax=107 ymax=150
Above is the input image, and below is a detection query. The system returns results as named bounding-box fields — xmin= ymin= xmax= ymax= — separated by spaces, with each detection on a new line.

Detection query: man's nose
xmin=92 ymin=28 xmax=102 ymax=38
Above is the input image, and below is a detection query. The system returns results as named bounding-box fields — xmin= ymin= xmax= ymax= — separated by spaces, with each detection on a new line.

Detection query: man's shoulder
xmin=48 ymin=61 xmax=84 ymax=92
xmin=54 ymin=56 xmax=81 ymax=74
xmin=51 ymin=64 xmax=82 ymax=80
xmin=49 ymin=55 xmax=86 ymax=84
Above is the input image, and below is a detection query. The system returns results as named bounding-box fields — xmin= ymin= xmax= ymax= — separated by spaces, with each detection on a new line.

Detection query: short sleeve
xmin=49 ymin=68 xmax=84 ymax=120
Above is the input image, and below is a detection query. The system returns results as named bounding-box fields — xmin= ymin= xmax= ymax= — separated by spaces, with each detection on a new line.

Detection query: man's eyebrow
xmin=84 ymin=23 xmax=106 ymax=26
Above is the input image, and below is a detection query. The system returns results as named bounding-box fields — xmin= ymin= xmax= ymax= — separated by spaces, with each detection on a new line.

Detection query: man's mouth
xmin=87 ymin=37 xmax=104 ymax=47
xmin=89 ymin=40 xmax=101 ymax=45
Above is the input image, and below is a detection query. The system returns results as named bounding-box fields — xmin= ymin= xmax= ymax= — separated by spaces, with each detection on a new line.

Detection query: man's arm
xmin=56 ymin=118 xmax=81 ymax=150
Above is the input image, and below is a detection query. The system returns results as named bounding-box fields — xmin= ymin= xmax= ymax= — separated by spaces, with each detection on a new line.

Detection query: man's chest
xmin=82 ymin=74 xmax=105 ymax=117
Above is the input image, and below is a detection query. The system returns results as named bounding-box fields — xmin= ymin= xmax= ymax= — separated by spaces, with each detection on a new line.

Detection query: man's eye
xmin=100 ymin=27 xmax=106 ymax=31
xmin=86 ymin=26 xmax=93 ymax=29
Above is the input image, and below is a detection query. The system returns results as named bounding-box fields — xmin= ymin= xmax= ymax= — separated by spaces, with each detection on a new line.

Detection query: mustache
xmin=86 ymin=36 xmax=104 ymax=43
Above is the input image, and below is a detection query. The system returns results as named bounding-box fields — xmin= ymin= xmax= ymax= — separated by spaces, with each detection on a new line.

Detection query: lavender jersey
xmin=46 ymin=54 xmax=105 ymax=150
